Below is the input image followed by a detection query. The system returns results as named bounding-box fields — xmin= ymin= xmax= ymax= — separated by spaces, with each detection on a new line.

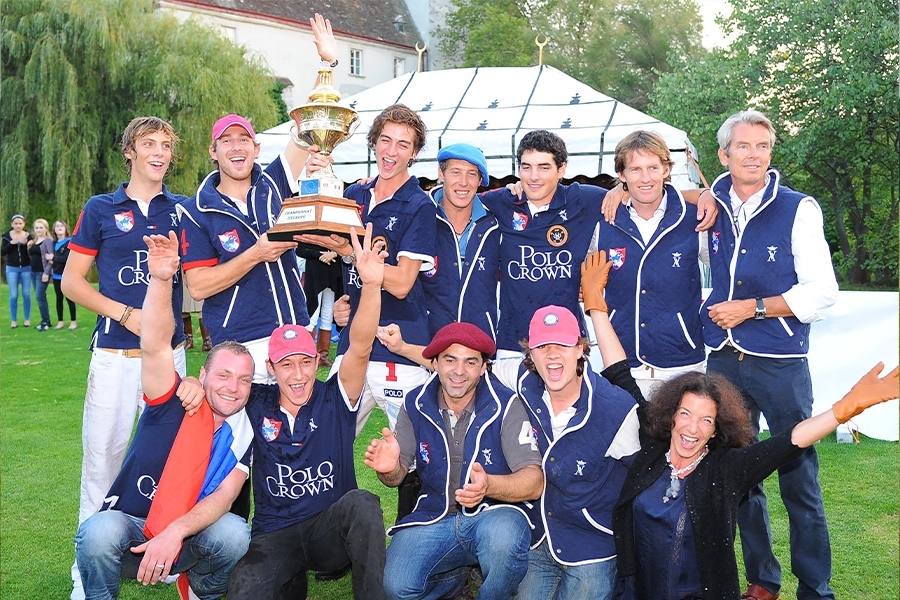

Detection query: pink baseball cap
xmin=268 ymin=325 xmax=317 ymax=363
xmin=211 ymin=114 xmax=256 ymax=143
xmin=528 ymin=306 xmax=580 ymax=348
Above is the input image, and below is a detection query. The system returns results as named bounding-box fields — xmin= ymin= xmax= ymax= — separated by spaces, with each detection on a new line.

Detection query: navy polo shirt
xmin=337 ymin=176 xmax=436 ymax=364
xmin=178 ymin=158 xmax=309 ymax=344
xmin=480 ymin=183 xmax=606 ymax=352
xmin=70 ymin=184 xmax=185 ymax=350
xmin=245 ymin=373 xmax=359 ymax=534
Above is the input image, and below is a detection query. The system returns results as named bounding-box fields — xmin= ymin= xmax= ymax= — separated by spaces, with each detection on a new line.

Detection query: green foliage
xmin=435 ymin=0 xmax=535 ymax=67
xmin=1 ymin=0 xmax=280 ymax=227
xmin=649 ymin=0 xmax=898 ymax=288
xmin=435 ymin=0 xmax=705 ymax=111
xmin=268 ymin=81 xmax=291 ymax=125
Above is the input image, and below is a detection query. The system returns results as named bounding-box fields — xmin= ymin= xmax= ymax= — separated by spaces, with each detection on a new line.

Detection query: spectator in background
xmin=296 ymin=245 xmax=343 ymax=367
xmin=51 ymin=220 xmax=77 ymax=330
xmin=2 ymin=214 xmax=33 ymax=328
xmin=29 ymin=218 xmax=54 ymax=331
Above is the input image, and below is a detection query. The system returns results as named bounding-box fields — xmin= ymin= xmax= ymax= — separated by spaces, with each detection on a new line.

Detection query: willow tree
xmin=1 ymin=0 xmax=279 ymax=225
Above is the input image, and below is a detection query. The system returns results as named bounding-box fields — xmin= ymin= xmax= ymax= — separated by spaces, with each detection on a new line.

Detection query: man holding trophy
xmin=297 ymin=104 xmax=436 ymax=436
xmin=177 ymin=13 xmax=338 ymax=384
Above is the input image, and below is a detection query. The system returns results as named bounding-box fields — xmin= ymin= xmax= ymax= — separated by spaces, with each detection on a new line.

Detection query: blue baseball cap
xmin=437 ymin=143 xmax=489 ymax=187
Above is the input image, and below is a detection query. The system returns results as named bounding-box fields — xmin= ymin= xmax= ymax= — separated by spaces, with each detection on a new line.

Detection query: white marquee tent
xmin=257 ymin=65 xmax=702 ymax=187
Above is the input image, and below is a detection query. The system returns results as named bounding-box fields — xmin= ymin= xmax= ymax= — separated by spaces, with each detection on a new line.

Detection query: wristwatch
xmin=754 ymin=298 xmax=766 ymax=320
xmin=322 ymin=58 xmax=339 ymax=68
xmin=341 ymin=250 xmax=356 ymax=265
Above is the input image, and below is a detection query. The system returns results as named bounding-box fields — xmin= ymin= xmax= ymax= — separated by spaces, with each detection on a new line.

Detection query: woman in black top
xmin=50 ymin=220 xmax=77 ymax=330
xmin=579 ymin=250 xmax=899 ymax=600
xmin=2 ymin=214 xmax=34 ymax=327
xmin=29 ymin=218 xmax=54 ymax=330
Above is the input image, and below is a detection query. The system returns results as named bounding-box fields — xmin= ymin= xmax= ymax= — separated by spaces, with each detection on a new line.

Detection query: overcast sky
xmin=697 ymin=0 xmax=733 ymax=48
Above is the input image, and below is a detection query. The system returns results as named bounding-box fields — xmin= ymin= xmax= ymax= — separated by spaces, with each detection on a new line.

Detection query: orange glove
xmin=832 ymin=362 xmax=899 ymax=424
xmin=580 ymin=250 xmax=612 ymax=314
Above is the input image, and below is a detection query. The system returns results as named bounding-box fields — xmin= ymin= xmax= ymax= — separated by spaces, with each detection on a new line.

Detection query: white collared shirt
xmin=727 ymin=177 xmax=838 ymax=323
xmin=627 ymin=195 xmax=667 ymax=245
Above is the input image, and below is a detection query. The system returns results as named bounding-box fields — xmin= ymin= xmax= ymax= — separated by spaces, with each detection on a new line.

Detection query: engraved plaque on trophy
xmin=268 ymin=69 xmax=363 ymax=244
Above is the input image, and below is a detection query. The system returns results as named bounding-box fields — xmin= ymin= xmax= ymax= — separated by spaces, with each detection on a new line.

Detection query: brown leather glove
xmin=832 ymin=362 xmax=899 ymax=424
xmin=581 ymin=250 xmax=612 ymax=314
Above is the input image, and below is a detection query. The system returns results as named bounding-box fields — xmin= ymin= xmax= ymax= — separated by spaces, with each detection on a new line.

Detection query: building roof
xmin=173 ymin=0 xmax=422 ymax=49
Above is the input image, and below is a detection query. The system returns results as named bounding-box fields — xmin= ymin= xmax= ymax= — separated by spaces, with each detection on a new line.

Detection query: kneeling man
xmin=228 ymin=224 xmax=387 ymax=600
xmin=75 ymin=231 xmax=254 ymax=600
xmin=366 ymin=322 xmax=543 ymax=600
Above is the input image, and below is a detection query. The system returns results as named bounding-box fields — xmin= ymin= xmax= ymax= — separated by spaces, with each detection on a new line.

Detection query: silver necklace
xmin=663 ymin=446 xmax=708 ymax=503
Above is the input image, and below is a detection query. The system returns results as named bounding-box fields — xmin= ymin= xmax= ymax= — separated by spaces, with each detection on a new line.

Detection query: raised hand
xmin=352 ymin=223 xmax=387 ymax=288
xmin=364 ymin=427 xmax=401 ymax=474
xmin=144 ymin=232 xmax=180 ymax=282
xmin=310 ymin=13 xmax=337 ymax=64
xmin=581 ymin=250 xmax=612 ymax=314
xmin=832 ymin=362 xmax=900 ymax=424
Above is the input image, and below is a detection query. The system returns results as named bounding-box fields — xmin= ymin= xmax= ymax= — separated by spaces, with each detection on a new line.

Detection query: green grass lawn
xmin=1 ymin=285 xmax=897 ymax=599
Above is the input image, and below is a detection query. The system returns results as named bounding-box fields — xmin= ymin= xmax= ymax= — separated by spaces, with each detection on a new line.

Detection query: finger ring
xmin=156 ymin=564 xmax=165 ymax=569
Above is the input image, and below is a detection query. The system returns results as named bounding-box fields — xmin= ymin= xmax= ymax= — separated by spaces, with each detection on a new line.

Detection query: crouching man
xmin=366 ymin=322 xmax=543 ymax=600
xmin=227 ymin=224 xmax=388 ymax=600
xmin=75 ymin=230 xmax=254 ymax=600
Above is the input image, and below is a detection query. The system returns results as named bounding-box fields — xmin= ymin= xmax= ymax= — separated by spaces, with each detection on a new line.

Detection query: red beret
xmin=422 ymin=322 xmax=496 ymax=360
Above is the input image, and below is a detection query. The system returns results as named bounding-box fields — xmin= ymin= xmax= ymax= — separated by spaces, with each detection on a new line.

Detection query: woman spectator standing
xmin=29 ymin=218 xmax=54 ymax=330
xmin=50 ymin=220 xmax=77 ymax=330
xmin=2 ymin=215 xmax=34 ymax=328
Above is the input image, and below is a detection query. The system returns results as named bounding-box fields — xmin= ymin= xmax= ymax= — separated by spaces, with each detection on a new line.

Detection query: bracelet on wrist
xmin=119 ymin=305 xmax=134 ymax=326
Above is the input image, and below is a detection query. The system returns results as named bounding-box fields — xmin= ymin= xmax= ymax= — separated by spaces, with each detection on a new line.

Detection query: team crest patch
xmin=115 ymin=211 xmax=135 ymax=233
xmin=512 ymin=212 xmax=529 ymax=231
xmin=282 ymin=328 xmax=298 ymax=340
xmin=418 ymin=441 xmax=430 ymax=465
xmin=609 ymin=247 xmax=626 ymax=270
xmin=710 ymin=231 xmax=721 ymax=255
xmin=547 ymin=225 xmax=568 ymax=247
xmin=218 ymin=229 xmax=240 ymax=253
xmin=424 ymin=255 xmax=438 ymax=278
xmin=371 ymin=235 xmax=388 ymax=255
xmin=261 ymin=417 xmax=282 ymax=442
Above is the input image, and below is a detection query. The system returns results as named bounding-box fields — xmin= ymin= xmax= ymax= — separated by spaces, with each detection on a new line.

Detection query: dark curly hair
xmin=644 ymin=371 xmax=753 ymax=449
xmin=366 ymin=103 xmax=427 ymax=163
xmin=516 ymin=130 xmax=568 ymax=168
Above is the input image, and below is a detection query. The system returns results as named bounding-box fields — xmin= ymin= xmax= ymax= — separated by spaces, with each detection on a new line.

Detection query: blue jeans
xmin=74 ymin=510 xmax=249 ymax=600
xmin=385 ymin=508 xmax=531 ymax=600
xmin=6 ymin=265 xmax=31 ymax=322
xmin=515 ymin=540 xmax=616 ymax=600
xmin=708 ymin=349 xmax=834 ymax=599
xmin=33 ymin=274 xmax=50 ymax=324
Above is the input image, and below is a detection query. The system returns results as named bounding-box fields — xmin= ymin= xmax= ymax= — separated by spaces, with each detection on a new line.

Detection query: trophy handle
xmin=347 ymin=115 xmax=361 ymax=137
xmin=289 ymin=123 xmax=311 ymax=149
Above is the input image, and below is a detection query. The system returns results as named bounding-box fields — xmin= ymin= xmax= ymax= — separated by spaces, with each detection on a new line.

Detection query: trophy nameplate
xmin=268 ymin=195 xmax=363 ymax=244
xmin=269 ymin=68 xmax=361 ymax=249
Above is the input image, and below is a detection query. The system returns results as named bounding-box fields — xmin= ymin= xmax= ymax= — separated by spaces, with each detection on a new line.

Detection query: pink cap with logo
xmin=268 ymin=325 xmax=317 ymax=362
xmin=528 ymin=305 xmax=580 ymax=348
xmin=211 ymin=114 xmax=256 ymax=143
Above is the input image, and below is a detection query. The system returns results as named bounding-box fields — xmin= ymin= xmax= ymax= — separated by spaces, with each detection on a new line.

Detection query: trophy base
xmin=299 ymin=175 xmax=344 ymax=198
xmin=268 ymin=195 xmax=363 ymax=245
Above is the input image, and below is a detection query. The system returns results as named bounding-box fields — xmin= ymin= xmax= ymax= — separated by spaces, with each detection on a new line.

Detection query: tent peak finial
xmin=535 ymin=36 xmax=548 ymax=66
